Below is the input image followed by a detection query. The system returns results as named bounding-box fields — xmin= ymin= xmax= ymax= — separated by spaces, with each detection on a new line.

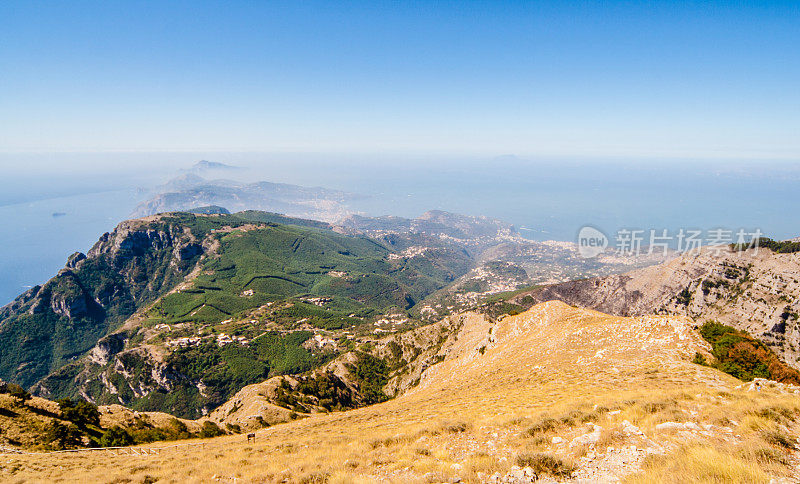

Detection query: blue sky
xmin=1 ymin=1 xmax=798 ymax=158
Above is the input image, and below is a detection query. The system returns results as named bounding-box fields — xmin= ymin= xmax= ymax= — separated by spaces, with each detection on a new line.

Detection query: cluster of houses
xmin=302 ymin=296 xmax=332 ymax=307
xmin=164 ymin=332 xmax=249 ymax=349
xmin=372 ymin=313 xmax=410 ymax=334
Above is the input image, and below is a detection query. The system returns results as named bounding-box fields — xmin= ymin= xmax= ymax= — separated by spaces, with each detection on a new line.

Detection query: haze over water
xmin=3 ymin=3 xmax=799 ymax=305
xmin=1 ymin=153 xmax=798 ymax=306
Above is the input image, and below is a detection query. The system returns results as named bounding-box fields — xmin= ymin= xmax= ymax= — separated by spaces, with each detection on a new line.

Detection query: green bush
xmin=100 ymin=426 xmax=134 ymax=447
xmin=6 ymin=383 xmax=31 ymax=404
xmin=676 ymin=287 xmax=693 ymax=306
xmin=731 ymin=237 xmax=800 ymax=254
xmin=57 ymin=398 xmax=100 ymax=427
xmin=46 ymin=419 xmax=84 ymax=449
xmin=199 ymin=421 xmax=225 ymax=438
xmin=350 ymin=353 xmax=390 ymax=404
xmin=698 ymin=321 xmax=800 ymax=384
xmin=692 ymin=352 xmax=707 ymax=365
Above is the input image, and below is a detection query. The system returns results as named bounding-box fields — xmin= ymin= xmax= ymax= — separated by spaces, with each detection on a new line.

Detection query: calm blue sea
xmin=1 ymin=156 xmax=798 ymax=306
xmin=0 ymin=190 xmax=140 ymax=306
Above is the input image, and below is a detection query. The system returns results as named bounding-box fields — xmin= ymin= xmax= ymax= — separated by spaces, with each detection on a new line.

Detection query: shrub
xmin=676 ymin=287 xmax=692 ymax=306
xmin=100 ymin=426 xmax=134 ymax=447
xmin=297 ymin=472 xmax=329 ymax=484
xmin=199 ymin=421 xmax=225 ymax=438
xmin=46 ymin=419 xmax=84 ymax=449
xmin=58 ymin=398 xmax=100 ymax=427
xmin=760 ymin=429 xmax=797 ymax=449
xmin=731 ymin=237 xmax=800 ymax=254
xmin=526 ymin=417 xmax=559 ymax=436
xmin=440 ymin=420 xmax=469 ymax=433
xmin=698 ymin=321 xmax=800 ymax=384
xmin=167 ymin=418 xmax=193 ymax=440
xmin=753 ymin=405 xmax=795 ymax=423
xmin=639 ymin=399 xmax=678 ymax=414
xmin=746 ymin=445 xmax=789 ymax=465
xmin=6 ymin=383 xmax=31 ymax=404
xmin=516 ymin=452 xmax=575 ymax=478
xmin=693 ymin=352 xmax=707 ymax=365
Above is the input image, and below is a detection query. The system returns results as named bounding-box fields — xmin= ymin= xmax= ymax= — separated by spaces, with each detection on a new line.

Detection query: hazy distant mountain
xmin=182 ymin=160 xmax=240 ymax=174
xmin=133 ymin=174 xmax=357 ymax=222
xmin=185 ymin=205 xmax=230 ymax=215
xmin=156 ymin=173 xmax=208 ymax=192
xmin=339 ymin=210 xmax=515 ymax=240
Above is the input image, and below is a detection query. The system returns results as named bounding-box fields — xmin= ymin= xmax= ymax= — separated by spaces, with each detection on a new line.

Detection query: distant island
xmin=181 ymin=160 xmax=240 ymax=174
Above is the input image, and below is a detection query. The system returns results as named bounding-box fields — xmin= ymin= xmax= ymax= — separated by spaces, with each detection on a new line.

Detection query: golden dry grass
xmin=0 ymin=394 xmax=62 ymax=449
xmin=1 ymin=301 xmax=798 ymax=483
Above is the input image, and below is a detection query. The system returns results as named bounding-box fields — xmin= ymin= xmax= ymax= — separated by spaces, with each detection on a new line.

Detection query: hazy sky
xmin=1 ymin=1 xmax=798 ymax=158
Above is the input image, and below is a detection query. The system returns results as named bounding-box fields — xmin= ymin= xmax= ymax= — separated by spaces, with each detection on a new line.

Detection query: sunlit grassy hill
xmin=6 ymin=301 xmax=799 ymax=483
xmin=0 ymin=390 xmax=202 ymax=453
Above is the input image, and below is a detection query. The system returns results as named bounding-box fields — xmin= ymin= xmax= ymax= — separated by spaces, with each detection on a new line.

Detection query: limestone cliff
xmin=516 ymin=245 xmax=800 ymax=368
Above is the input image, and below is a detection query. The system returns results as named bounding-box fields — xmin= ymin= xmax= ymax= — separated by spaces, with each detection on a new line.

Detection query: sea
xmin=1 ymin=153 xmax=798 ymax=306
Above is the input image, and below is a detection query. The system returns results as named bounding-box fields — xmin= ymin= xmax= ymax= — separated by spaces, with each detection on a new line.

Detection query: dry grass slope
xmin=2 ymin=301 xmax=799 ymax=483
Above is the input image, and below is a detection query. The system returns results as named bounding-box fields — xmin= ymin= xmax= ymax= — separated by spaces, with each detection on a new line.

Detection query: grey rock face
xmin=1 ymin=216 xmax=207 ymax=389
xmin=517 ymin=246 xmax=800 ymax=368
xmin=67 ymin=252 xmax=86 ymax=269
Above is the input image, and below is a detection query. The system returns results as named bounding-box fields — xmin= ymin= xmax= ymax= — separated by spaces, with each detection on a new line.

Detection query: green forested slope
xmin=1 ymin=211 xmax=472 ymax=418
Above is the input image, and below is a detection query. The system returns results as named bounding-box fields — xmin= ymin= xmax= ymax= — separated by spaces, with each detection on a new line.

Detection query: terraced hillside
xmin=339 ymin=211 xmax=671 ymax=319
xmin=2 ymin=208 xmax=668 ymax=421
xmin=14 ymin=212 xmax=471 ymax=418
xmin=5 ymin=302 xmax=799 ymax=483
xmin=0 ymin=211 xmax=465 ymax=413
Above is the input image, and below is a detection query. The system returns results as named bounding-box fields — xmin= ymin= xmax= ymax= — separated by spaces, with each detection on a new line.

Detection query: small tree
xmin=57 ymin=398 xmax=100 ymax=427
xmin=167 ymin=418 xmax=192 ymax=439
xmin=199 ymin=421 xmax=225 ymax=438
xmin=350 ymin=353 xmax=390 ymax=404
xmin=46 ymin=420 xmax=83 ymax=449
xmin=6 ymin=383 xmax=31 ymax=405
xmin=100 ymin=426 xmax=134 ymax=447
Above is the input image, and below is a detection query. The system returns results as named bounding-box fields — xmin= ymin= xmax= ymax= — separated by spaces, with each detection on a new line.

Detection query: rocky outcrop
xmin=516 ymin=245 xmax=800 ymax=368
xmin=47 ymin=270 xmax=98 ymax=320
xmin=88 ymin=332 xmax=129 ymax=366
xmin=0 ymin=215 xmax=207 ymax=388
xmin=66 ymin=252 xmax=86 ymax=269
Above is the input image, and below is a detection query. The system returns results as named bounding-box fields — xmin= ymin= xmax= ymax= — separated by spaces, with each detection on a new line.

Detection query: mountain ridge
xmin=512 ymin=244 xmax=800 ymax=370
xmin=0 ymin=209 xmax=681 ymax=422
xmin=6 ymin=301 xmax=800 ymax=482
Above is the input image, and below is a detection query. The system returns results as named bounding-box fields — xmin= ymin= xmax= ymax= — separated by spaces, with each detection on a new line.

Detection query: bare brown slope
xmin=515 ymin=246 xmax=800 ymax=369
xmin=7 ymin=302 xmax=800 ymax=483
